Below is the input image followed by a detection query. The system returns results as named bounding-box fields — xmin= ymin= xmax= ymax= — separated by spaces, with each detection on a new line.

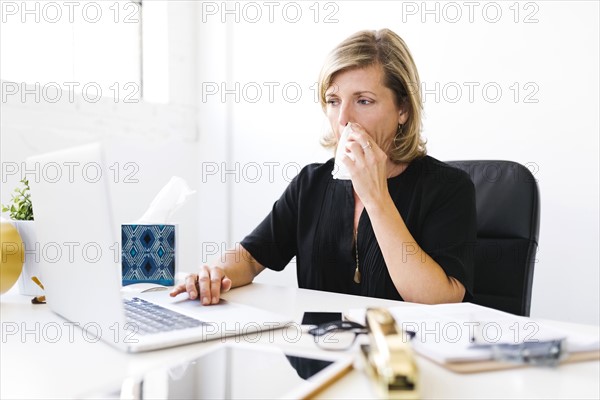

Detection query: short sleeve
xmin=419 ymin=169 xmax=477 ymax=298
xmin=240 ymin=174 xmax=300 ymax=271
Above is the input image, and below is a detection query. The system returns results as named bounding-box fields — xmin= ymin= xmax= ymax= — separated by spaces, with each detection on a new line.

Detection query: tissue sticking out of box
xmin=137 ymin=176 xmax=196 ymax=224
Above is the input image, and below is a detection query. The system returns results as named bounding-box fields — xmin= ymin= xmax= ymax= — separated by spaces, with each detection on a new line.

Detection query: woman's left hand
xmin=341 ymin=123 xmax=390 ymax=207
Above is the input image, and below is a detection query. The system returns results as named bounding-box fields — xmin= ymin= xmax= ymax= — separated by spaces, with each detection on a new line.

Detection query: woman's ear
xmin=398 ymin=108 xmax=409 ymax=125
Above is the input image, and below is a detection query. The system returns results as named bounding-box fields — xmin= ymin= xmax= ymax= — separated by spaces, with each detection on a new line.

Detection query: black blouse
xmin=241 ymin=155 xmax=477 ymax=301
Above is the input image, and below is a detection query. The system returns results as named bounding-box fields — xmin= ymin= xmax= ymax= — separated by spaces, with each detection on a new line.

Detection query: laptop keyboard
xmin=124 ymin=297 xmax=204 ymax=336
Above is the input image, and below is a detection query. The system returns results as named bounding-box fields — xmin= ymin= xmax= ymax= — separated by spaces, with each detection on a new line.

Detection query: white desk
xmin=1 ymin=283 xmax=599 ymax=399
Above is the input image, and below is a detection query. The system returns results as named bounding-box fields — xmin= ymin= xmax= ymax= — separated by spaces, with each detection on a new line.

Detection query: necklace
xmin=353 ymin=229 xmax=361 ymax=284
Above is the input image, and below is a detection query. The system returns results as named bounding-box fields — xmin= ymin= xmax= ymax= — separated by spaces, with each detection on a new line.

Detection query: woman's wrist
xmin=363 ymin=191 xmax=395 ymax=216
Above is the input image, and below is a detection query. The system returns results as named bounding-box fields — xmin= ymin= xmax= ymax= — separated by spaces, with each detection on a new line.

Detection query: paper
xmin=332 ymin=123 xmax=354 ymax=180
xmin=137 ymin=176 xmax=196 ymax=223
xmin=345 ymin=303 xmax=600 ymax=364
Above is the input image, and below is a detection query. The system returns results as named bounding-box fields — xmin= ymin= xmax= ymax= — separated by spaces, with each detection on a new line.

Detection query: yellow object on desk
xmin=0 ymin=221 xmax=24 ymax=294
xmin=31 ymin=276 xmax=45 ymax=290
xmin=30 ymin=276 xmax=46 ymax=304
xmin=361 ymin=308 xmax=419 ymax=399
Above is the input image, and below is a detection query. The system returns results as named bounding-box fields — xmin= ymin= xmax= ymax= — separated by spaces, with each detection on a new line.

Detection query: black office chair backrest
xmin=447 ymin=161 xmax=540 ymax=316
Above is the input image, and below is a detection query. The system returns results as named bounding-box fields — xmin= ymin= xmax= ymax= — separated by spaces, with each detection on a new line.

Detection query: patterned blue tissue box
xmin=121 ymin=224 xmax=176 ymax=286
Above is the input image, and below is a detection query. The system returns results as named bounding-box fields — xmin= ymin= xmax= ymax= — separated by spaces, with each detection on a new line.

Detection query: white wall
xmin=195 ymin=1 xmax=599 ymax=325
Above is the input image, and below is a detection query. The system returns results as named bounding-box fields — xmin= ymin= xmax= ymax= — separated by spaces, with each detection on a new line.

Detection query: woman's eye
xmin=358 ymin=99 xmax=372 ymax=105
xmin=326 ymin=99 xmax=339 ymax=106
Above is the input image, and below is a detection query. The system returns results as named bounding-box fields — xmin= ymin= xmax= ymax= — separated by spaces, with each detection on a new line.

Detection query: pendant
xmin=354 ymin=267 xmax=361 ymax=284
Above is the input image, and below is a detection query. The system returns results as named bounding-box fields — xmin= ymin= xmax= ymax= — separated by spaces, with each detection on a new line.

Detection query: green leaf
xmin=3 ymin=179 xmax=34 ymax=220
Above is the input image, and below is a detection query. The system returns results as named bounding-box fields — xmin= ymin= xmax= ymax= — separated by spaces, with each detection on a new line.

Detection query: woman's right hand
xmin=169 ymin=265 xmax=233 ymax=305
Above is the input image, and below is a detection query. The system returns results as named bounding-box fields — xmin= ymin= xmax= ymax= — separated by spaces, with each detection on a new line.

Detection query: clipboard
xmin=345 ymin=302 xmax=600 ymax=374
xmin=422 ymin=349 xmax=600 ymax=374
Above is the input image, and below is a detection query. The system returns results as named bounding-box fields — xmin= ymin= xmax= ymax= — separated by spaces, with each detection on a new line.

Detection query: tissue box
xmin=121 ymin=224 xmax=176 ymax=286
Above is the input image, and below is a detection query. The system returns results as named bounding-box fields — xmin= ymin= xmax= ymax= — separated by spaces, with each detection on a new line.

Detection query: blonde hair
xmin=318 ymin=29 xmax=426 ymax=163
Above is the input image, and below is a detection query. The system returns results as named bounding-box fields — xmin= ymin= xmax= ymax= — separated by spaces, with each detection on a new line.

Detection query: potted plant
xmin=1 ymin=179 xmax=41 ymax=295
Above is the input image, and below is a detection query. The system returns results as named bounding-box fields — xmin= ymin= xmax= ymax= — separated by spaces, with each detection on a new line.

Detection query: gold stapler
xmin=360 ymin=308 xmax=419 ymax=399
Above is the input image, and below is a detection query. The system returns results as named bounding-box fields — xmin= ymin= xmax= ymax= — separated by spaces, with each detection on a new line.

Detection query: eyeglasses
xmin=307 ymin=320 xmax=369 ymax=351
xmin=308 ymin=320 xmax=417 ymax=351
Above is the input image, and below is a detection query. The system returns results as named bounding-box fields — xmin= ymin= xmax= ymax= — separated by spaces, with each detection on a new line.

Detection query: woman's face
xmin=325 ymin=64 xmax=408 ymax=153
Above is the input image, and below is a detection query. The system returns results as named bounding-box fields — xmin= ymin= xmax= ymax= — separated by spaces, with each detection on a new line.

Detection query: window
xmin=0 ymin=0 xmax=167 ymax=102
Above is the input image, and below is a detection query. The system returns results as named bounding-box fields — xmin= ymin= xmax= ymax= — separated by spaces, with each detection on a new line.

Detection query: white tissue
xmin=332 ymin=123 xmax=354 ymax=180
xmin=137 ymin=176 xmax=196 ymax=223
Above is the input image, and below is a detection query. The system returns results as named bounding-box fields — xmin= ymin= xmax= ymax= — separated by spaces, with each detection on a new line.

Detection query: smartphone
xmin=301 ymin=312 xmax=343 ymax=326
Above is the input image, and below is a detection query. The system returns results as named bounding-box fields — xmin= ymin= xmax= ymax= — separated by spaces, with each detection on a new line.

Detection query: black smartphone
xmin=301 ymin=312 xmax=343 ymax=326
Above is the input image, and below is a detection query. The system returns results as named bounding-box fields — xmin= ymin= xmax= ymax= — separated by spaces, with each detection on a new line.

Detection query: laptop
xmin=26 ymin=143 xmax=292 ymax=352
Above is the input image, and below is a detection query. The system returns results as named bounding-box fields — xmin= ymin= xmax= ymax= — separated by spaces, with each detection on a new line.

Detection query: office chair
xmin=446 ymin=161 xmax=540 ymax=316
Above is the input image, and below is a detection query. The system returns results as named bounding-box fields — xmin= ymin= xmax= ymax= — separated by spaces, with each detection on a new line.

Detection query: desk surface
xmin=1 ymin=283 xmax=599 ymax=399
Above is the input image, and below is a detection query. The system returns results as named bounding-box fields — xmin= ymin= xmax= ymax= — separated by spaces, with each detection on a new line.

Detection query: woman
xmin=171 ymin=29 xmax=476 ymax=305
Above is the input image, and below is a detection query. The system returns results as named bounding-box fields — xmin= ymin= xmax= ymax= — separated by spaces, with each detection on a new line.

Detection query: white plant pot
xmin=13 ymin=220 xmax=44 ymax=296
